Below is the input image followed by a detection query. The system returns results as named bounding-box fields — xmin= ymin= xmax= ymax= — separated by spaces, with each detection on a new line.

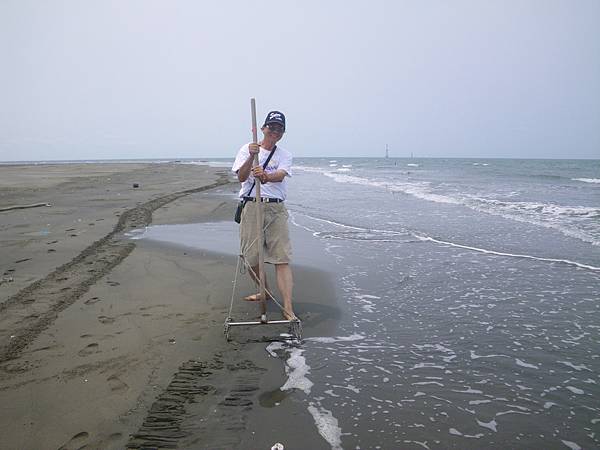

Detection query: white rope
xmin=240 ymin=255 xmax=286 ymax=314
xmin=227 ymin=255 xmax=243 ymax=320
xmin=228 ymin=211 xmax=287 ymax=318
xmin=242 ymin=214 xmax=277 ymax=258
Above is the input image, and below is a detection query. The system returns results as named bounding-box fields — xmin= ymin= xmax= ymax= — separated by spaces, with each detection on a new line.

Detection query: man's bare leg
xmin=243 ymin=264 xmax=273 ymax=301
xmin=275 ymin=263 xmax=295 ymax=319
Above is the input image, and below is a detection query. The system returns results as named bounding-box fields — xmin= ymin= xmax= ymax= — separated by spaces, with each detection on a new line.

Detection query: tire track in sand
xmin=127 ymin=353 xmax=265 ymax=449
xmin=0 ymin=177 xmax=231 ymax=364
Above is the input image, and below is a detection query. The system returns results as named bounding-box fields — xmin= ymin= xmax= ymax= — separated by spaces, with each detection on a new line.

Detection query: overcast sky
xmin=1 ymin=0 xmax=599 ymax=161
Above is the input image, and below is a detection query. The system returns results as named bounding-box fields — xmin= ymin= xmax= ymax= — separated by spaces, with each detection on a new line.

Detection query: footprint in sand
xmin=139 ymin=304 xmax=168 ymax=311
xmin=78 ymin=343 xmax=100 ymax=357
xmin=107 ymin=375 xmax=128 ymax=392
xmin=58 ymin=431 xmax=89 ymax=450
xmin=94 ymin=432 xmax=123 ymax=447
xmin=84 ymin=297 xmax=100 ymax=305
xmin=98 ymin=316 xmax=115 ymax=324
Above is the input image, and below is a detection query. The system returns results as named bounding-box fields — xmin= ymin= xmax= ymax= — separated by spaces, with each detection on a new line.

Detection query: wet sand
xmin=0 ymin=163 xmax=339 ymax=449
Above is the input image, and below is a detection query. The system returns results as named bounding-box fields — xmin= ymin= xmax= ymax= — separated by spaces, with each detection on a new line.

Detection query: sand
xmin=0 ymin=163 xmax=339 ymax=450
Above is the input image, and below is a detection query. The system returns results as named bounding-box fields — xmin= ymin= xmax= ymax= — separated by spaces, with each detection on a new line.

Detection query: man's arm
xmin=252 ymin=167 xmax=288 ymax=184
xmin=266 ymin=169 xmax=288 ymax=183
xmin=236 ymin=143 xmax=260 ymax=182
xmin=252 ymin=148 xmax=291 ymax=183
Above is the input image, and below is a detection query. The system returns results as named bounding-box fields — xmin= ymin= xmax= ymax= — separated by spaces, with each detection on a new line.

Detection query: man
xmin=231 ymin=111 xmax=295 ymax=320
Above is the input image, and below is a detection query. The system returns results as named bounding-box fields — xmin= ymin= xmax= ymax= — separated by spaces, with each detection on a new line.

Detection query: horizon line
xmin=1 ymin=155 xmax=600 ymax=164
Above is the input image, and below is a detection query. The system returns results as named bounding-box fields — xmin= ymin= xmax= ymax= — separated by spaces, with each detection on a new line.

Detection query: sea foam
xmin=572 ymin=178 xmax=600 ymax=184
xmin=266 ymin=343 xmax=313 ymax=394
xmin=307 ymin=404 xmax=343 ymax=450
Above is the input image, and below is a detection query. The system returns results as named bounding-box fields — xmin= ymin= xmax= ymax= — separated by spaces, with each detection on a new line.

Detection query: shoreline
xmin=0 ymin=162 xmax=340 ymax=449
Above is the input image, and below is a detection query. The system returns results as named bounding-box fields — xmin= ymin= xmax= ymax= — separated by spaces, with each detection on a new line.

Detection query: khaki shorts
xmin=240 ymin=201 xmax=292 ymax=266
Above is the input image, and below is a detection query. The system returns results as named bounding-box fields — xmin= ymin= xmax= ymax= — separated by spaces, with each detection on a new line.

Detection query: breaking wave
xmin=295 ymin=166 xmax=600 ymax=246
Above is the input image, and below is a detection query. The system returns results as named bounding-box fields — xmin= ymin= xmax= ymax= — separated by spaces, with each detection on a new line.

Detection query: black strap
xmin=243 ymin=145 xmax=277 ymax=198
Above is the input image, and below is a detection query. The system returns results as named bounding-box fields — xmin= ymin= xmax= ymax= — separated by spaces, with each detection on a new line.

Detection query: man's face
xmin=263 ymin=123 xmax=284 ymax=138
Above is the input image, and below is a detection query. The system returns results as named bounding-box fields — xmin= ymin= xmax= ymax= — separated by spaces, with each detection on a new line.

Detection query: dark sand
xmin=0 ymin=163 xmax=340 ymax=449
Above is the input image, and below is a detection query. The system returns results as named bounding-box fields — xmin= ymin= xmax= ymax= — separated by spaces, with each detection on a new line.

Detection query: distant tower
xmin=385 ymin=144 xmax=389 ymax=159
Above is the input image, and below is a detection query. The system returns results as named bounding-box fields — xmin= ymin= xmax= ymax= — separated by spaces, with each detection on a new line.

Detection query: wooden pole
xmin=250 ymin=98 xmax=268 ymax=322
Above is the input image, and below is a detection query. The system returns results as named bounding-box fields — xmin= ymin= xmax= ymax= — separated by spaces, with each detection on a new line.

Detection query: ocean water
xmin=142 ymin=158 xmax=600 ymax=449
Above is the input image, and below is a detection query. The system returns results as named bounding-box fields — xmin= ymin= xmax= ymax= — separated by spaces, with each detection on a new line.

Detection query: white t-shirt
xmin=231 ymin=143 xmax=293 ymax=200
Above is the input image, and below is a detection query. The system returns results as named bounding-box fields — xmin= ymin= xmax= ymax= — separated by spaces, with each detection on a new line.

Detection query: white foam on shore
xmin=267 ymin=341 xmax=345 ymax=449
xmin=281 ymin=348 xmax=313 ymax=394
xmin=472 ymin=198 xmax=599 ymax=218
xmin=266 ymin=343 xmax=314 ymax=394
xmin=179 ymin=159 xmax=233 ymax=168
xmin=307 ymin=334 xmax=365 ymax=344
xmin=467 ymin=197 xmax=600 ymax=246
xmin=452 ymin=387 xmax=483 ymax=395
xmin=470 ymin=350 xmax=509 ymax=360
xmin=330 ymin=172 xmax=462 ymax=205
xmin=477 ymin=419 xmax=498 ymax=432
xmin=515 ymin=358 xmax=539 ymax=369
xmin=290 ymin=210 xmax=366 ymax=232
xmin=573 ymin=178 xmax=600 ymax=184
xmin=413 ymin=343 xmax=456 ymax=363
xmin=295 ymin=166 xmax=458 ymax=204
xmin=293 ymin=207 xmax=599 ymax=272
xmin=470 ymin=400 xmax=492 ymax=405
xmin=307 ymin=404 xmax=343 ymax=450
xmin=416 ymin=235 xmax=600 ymax=272
xmin=448 ymin=428 xmax=484 ymax=439
xmin=566 ymin=386 xmax=584 ymax=395
xmin=354 ymin=294 xmax=379 ymax=313
xmin=266 ymin=341 xmax=285 ymax=357
xmin=557 ymin=361 xmax=591 ymax=371
xmin=561 ymin=440 xmax=582 ymax=450
xmin=268 ymin=334 xmax=374 ymax=448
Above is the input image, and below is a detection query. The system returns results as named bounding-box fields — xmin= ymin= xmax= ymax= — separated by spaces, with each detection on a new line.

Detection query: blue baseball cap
xmin=263 ymin=111 xmax=286 ymax=130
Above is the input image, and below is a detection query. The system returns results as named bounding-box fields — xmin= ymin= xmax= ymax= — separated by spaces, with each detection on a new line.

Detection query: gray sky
xmin=1 ymin=0 xmax=599 ymax=161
